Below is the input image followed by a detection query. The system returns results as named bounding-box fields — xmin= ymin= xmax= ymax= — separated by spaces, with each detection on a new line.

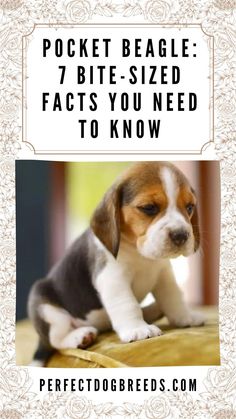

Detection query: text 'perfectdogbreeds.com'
xmin=16 ymin=161 xmax=220 ymax=368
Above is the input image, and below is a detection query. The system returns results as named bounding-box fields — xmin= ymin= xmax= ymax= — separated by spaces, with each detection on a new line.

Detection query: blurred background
xmin=16 ymin=161 xmax=220 ymax=321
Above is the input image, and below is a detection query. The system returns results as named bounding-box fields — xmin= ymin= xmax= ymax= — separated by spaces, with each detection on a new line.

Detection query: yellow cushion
xmin=16 ymin=306 xmax=220 ymax=367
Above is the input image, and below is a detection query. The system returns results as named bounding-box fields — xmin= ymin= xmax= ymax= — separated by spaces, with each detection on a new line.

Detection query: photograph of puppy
xmin=27 ymin=161 xmax=206 ymax=366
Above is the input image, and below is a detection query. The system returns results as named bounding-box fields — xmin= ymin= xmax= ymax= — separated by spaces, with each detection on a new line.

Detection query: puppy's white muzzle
xmin=137 ymin=211 xmax=194 ymax=260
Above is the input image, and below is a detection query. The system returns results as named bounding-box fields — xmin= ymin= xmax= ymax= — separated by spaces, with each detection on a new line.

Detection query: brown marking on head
xmin=120 ymin=184 xmax=168 ymax=244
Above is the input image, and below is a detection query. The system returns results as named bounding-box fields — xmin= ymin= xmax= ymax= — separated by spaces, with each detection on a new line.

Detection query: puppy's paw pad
xmin=61 ymin=327 xmax=97 ymax=349
xmin=172 ymin=311 xmax=205 ymax=328
xmin=76 ymin=327 xmax=98 ymax=348
xmin=80 ymin=331 xmax=97 ymax=349
xmin=120 ymin=324 xmax=162 ymax=343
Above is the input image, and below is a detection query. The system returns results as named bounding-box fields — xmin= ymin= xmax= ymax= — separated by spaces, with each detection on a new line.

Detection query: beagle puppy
xmin=28 ymin=162 xmax=205 ymax=366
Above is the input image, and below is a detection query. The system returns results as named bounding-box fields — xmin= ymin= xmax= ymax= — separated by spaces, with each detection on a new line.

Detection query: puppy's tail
xmin=29 ymin=341 xmax=55 ymax=367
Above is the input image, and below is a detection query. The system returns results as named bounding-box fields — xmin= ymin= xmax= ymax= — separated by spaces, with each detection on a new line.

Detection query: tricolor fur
xmin=28 ymin=162 xmax=204 ymax=366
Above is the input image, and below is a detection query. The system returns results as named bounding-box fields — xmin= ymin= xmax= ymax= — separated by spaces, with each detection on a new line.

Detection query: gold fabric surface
xmin=16 ymin=306 xmax=220 ymax=368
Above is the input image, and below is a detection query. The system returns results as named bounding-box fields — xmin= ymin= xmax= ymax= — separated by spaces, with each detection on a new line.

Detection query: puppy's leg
xmin=39 ymin=304 xmax=97 ymax=349
xmin=153 ymin=262 xmax=205 ymax=327
xmin=142 ymin=301 xmax=163 ymax=324
xmin=96 ymin=271 xmax=162 ymax=343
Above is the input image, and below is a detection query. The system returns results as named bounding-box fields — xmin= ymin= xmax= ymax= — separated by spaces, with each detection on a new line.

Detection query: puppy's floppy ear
xmin=90 ymin=184 xmax=122 ymax=258
xmin=191 ymin=205 xmax=200 ymax=251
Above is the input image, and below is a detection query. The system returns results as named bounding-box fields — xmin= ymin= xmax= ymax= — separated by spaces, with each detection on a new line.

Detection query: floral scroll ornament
xmin=64 ymin=0 xmax=174 ymax=20
xmin=214 ymin=30 xmax=235 ymax=67
xmin=62 ymin=395 xmax=92 ymax=419
xmin=0 ymin=0 xmax=23 ymax=10
xmin=0 ymin=364 xmax=35 ymax=418
xmin=143 ymin=0 xmax=171 ymax=21
xmin=0 ymin=409 xmax=23 ymax=419
xmin=214 ymin=0 xmax=236 ymax=9
xmin=144 ymin=395 xmax=171 ymax=418
xmin=199 ymin=367 xmax=236 ymax=418
xmin=66 ymin=0 xmax=93 ymax=22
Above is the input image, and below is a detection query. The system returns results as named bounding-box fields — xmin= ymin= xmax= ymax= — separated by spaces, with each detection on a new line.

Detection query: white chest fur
xmin=94 ymin=238 xmax=167 ymax=304
xmin=117 ymin=241 xmax=166 ymax=302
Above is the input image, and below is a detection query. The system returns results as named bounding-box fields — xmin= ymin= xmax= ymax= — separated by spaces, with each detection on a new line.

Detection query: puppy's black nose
xmin=169 ymin=229 xmax=189 ymax=246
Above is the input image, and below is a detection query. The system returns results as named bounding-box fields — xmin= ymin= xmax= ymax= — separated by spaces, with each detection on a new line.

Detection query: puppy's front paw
xmin=119 ymin=323 xmax=162 ymax=343
xmin=171 ymin=311 xmax=205 ymax=328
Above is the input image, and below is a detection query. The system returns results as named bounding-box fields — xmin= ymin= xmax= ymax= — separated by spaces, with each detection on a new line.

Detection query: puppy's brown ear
xmin=90 ymin=184 xmax=122 ymax=258
xmin=191 ymin=206 xmax=200 ymax=251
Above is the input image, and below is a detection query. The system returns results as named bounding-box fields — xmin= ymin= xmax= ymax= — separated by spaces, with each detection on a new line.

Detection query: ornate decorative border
xmin=0 ymin=0 xmax=235 ymax=417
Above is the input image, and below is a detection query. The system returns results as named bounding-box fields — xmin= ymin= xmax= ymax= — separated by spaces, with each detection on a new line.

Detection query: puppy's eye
xmin=137 ymin=204 xmax=160 ymax=216
xmin=186 ymin=203 xmax=195 ymax=215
